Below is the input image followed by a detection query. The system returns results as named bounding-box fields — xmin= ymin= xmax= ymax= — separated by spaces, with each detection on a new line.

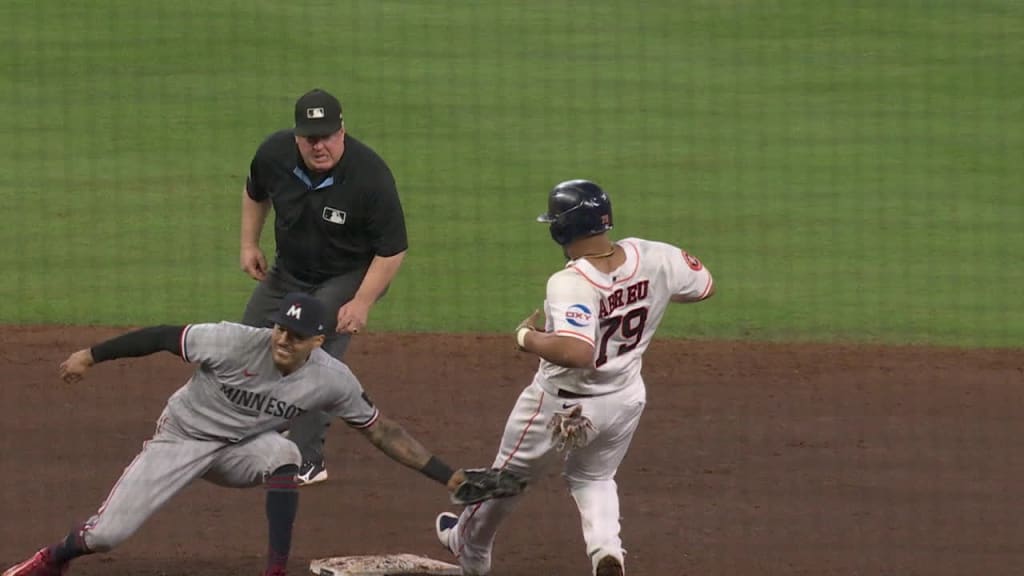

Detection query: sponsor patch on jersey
xmin=682 ymin=250 xmax=703 ymax=271
xmin=565 ymin=304 xmax=593 ymax=328
xmin=322 ymin=206 xmax=347 ymax=225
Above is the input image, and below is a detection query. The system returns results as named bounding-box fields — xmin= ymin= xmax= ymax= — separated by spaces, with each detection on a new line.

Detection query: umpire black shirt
xmin=246 ymin=131 xmax=408 ymax=284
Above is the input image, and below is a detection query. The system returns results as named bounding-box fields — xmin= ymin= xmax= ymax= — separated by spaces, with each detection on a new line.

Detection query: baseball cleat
xmin=435 ymin=512 xmax=459 ymax=554
xmin=262 ymin=566 xmax=287 ymax=576
xmin=296 ymin=459 xmax=327 ymax=486
xmin=595 ymin=555 xmax=623 ymax=576
xmin=2 ymin=548 xmax=67 ymax=576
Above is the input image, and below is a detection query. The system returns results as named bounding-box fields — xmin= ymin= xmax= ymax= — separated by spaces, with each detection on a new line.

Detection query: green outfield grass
xmin=0 ymin=0 xmax=1021 ymax=347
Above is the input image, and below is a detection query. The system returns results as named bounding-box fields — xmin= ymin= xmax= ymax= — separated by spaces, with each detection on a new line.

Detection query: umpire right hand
xmin=240 ymin=245 xmax=268 ymax=281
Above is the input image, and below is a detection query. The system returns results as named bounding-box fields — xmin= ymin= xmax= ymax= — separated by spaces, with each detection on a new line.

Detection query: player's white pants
xmin=451 ymin=377 xmax=645 ymax=575
xmin=81 ymin=416 xmax=300 ymax=552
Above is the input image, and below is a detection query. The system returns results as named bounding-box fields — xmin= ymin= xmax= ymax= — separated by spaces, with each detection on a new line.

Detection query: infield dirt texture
xmin=2 ymin=327 xmax=1022 ymax=575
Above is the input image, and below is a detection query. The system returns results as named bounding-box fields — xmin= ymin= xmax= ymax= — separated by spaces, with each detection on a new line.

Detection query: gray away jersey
xmin=163 ymin=322 xmax=378 ymax=442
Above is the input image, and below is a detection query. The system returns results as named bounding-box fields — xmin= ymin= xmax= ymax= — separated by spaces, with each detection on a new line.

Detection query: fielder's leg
xmin=204 ymin=431 xmax=302 ymax=575
xmin=39 ymin=417 xmax=227 ymax=571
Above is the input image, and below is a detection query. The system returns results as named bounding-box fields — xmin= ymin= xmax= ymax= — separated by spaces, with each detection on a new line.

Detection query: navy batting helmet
xmin=536 ymin=179 xmax=613 ymax=246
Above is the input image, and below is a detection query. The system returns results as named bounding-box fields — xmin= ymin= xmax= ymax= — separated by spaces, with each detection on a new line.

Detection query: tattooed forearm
xmin=361 ymin=415 xmax=433 ymax=471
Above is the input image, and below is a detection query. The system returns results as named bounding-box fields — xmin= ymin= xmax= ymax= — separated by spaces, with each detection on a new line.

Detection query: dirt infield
xmin=1 ymin=326 xmax=1022 ymax=576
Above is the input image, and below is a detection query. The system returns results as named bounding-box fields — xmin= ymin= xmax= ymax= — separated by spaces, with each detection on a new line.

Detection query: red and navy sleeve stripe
xmin=179 ymin=324 xmax=193 ymax=363
xmin=346 ymin=408 xmax=381 ymax=430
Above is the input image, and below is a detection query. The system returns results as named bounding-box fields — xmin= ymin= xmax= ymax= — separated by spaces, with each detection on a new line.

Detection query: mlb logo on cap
xmin=269 ymin=292 xmax=327 ymax=338
xmin=294 ymin=89 xmax=343 ymax=137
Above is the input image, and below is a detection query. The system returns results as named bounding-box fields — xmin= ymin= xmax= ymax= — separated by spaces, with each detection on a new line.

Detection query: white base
xmin=310 ymin=554 xmax=462 ymax=576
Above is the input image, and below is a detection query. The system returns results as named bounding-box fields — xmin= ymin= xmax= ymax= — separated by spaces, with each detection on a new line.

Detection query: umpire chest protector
xmin=246 ymin=131 xmax=408 ymax=283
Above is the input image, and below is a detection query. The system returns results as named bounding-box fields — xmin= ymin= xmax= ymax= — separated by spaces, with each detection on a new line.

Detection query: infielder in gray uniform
xmin=3 ymin=293 xmax=466 ymax=576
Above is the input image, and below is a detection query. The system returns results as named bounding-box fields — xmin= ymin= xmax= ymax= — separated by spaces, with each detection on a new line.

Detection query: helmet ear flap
xmin=548 ymin=216 xmax=572 ymax=245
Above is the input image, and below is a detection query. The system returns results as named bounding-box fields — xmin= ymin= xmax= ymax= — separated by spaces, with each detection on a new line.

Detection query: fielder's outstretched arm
xmin=59 ymin=325 xmax=185 ymax=383
xmin=359 ymin=414 xmax=464 ymax=491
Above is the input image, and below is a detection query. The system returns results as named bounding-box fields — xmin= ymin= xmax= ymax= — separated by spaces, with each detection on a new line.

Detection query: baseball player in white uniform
xmin=4 ymin=293 xmax=471 ymax=576
xmin=434 ymin=180 xmax=715 ymax=576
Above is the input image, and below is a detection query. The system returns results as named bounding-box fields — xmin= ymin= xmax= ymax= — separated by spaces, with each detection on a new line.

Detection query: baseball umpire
xmin=2 ymin=293 xmax=521 ymax=576
xmin=239 ymin=88 xmax=408 ymax=485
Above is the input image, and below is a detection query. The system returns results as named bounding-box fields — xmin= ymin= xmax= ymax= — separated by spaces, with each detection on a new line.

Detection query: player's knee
xmin=82 ymin=525 xmax=128 ymax=553
xmin=565 ymin=471 xmax=615 ymax=487
xmin=269 ymin=439 xmax=302 ymax=471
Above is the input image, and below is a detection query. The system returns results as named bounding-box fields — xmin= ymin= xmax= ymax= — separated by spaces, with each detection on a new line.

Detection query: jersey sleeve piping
xmin=554 ymin=329 xmax=596 ymax=347
xmin=346 ymin=408 xmax=381 ymax=430
xmin=697 ymin=275 xmax=714 ymax=301
xmin=179 ymin=324 xmax=193 ymax=362
xmin=676 ymin=273 xmax=714 ymax=302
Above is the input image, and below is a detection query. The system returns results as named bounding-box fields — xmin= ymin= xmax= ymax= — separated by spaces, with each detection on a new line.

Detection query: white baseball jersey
xmin=448 ymin=237 xmax=714 ymax=575
xmin=538 ymin=237 xmax=713 ymax=396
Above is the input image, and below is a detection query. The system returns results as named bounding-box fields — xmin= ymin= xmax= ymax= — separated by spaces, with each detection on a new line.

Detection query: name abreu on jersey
xmin=536 ymin=237 xmax=711 ymax=396
xmin=599 ymin=279 xmax=649 ymax=319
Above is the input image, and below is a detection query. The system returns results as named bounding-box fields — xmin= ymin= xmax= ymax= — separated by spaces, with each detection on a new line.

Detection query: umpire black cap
xmin=269 ymin=292 xmax=328 ymax=338
xmin=294 ymin=89 xmax=343 ymax=137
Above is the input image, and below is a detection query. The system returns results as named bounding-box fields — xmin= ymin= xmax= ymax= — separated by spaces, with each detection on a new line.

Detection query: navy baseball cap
xmin=269 ymin=292 xmax=328 ymax=338
xmin=294 ymin=89 xmax=343 ymax=137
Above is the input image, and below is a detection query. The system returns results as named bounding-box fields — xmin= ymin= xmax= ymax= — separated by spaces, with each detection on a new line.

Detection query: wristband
xmin=420 ymin=455 xmax=455 ymax=485
xmin=516 ymin=326 xmax=531 ymax=349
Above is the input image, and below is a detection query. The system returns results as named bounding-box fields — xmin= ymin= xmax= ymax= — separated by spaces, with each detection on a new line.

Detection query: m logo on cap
xmin=306 ymin=107 xmax=326 ymax=119
xmin=286 ymin=304 xmax=302 ymax=319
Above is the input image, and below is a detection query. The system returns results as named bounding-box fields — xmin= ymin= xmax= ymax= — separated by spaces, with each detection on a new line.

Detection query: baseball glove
xmin=548 ymin=404 xmax=597 ymax=452
xmin=451 ymin=468 xmax=527 ymax=506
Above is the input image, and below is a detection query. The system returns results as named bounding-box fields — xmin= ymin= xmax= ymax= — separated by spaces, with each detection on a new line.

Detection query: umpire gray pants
xmin=242 ymin=264 xmax=374 ymax=462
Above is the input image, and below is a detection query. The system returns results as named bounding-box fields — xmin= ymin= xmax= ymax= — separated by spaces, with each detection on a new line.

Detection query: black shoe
xmin=296 ymin=459 xmax=328 ymax=486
